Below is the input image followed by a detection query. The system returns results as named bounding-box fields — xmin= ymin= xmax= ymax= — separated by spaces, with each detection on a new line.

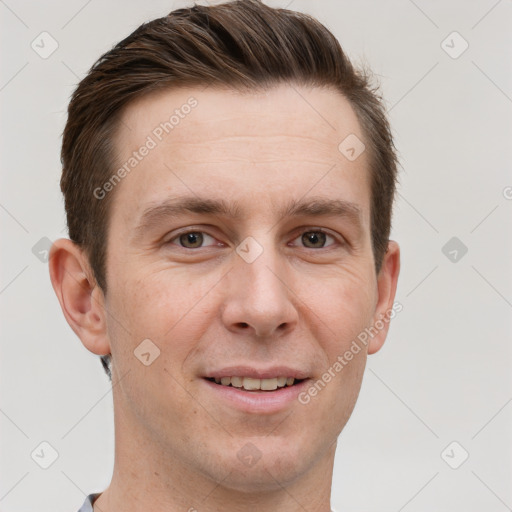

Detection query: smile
xmin=207 ymin=376 xmax=300 ymax=391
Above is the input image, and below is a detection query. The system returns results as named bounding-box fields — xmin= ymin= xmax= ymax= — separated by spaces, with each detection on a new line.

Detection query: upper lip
xmin=204 ymin=366 xmax=309 ymax=380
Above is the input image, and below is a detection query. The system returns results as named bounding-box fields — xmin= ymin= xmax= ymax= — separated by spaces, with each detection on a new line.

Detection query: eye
xmin=169 ymin=231 xmax=219 ymax=249
xmin=291 ymin=229 xmax=338 ymax=249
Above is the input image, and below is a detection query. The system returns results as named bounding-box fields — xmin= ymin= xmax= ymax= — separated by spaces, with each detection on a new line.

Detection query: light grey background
xmin=1 ymin=0 xmax=511 ymax=511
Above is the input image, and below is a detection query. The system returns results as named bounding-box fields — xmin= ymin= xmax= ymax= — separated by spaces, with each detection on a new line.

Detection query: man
xmin=49 ymin=1 xmax=400 ymax=511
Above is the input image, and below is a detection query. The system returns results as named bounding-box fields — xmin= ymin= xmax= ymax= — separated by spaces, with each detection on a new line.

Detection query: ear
xmin=48 ymin=238 xmax=110 ymax=356
xmin=367 ymin=240 xmax=401 ymax=355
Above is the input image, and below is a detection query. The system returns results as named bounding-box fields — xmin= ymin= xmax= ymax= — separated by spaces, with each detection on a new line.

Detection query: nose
xmin=220 ymin=240 xmax=299 ymax=339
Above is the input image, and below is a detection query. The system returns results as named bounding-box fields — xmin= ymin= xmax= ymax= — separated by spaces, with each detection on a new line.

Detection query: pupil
xmin=181 ymin=232 xmax=203 ymax=248
xmin=303 ymin=231 xmax=326 ymax=248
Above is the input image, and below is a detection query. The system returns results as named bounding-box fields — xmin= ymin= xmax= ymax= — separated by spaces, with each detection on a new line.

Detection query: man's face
xmin=103 ymin=84 xmax=388 ymax=490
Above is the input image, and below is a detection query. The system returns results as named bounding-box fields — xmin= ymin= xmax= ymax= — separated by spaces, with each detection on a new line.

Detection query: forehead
xmin=109 ymin=84 xmax=371 ymax=228
xmin=115 ymin=84 xmax=363 ymax=155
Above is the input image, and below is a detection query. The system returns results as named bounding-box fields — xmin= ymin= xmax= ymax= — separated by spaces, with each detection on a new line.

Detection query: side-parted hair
xmin=61 ymin=0 xmax=398 ymax=380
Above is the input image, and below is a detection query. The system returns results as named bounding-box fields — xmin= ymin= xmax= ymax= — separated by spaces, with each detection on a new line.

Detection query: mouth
xmin=202 ymin=367 xmax=309 ymax=413
xmin=205 ymin=376 xmax=304 ymax=392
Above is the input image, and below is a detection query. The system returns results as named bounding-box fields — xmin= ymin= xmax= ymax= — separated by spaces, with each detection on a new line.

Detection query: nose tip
xmin=233 ymin=319 xmax=290 ymax=338
xmin=220 ymin=256 xmax=299 ymax=339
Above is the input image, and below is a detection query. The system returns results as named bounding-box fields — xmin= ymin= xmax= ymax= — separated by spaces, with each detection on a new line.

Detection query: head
xmin=50 ymin=0 xmax=399 ymax=497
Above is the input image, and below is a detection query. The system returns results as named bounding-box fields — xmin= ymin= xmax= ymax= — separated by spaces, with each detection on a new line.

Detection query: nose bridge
xmin=241 ymin=241 xmax=284 ymax=301
xmin=221 ymin=234 xmax=298 ymax=338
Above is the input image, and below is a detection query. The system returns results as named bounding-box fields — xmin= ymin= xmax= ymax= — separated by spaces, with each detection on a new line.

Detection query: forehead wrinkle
xmin=132 ymin=196 xmax=244 ymax=241
xmin=131 ymin=193 xmax=365 ymax=244
xmin=274 ymin=195 xmax=364 ymax=225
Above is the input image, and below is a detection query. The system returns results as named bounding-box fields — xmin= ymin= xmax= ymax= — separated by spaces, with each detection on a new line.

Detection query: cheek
xmin=301 ymin=264 xmax=377 ymax=353
xmin=315 ymin=269 xmax=375 ymax=415
xmin=107 ymin=268 xmax=220 ymax=359
xmin=104 ymin=270 xmax=217 ymax=412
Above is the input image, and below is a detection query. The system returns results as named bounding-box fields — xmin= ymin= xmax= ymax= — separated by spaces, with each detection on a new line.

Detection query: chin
xmin=202 ymin=437 xmax=314 ymax=493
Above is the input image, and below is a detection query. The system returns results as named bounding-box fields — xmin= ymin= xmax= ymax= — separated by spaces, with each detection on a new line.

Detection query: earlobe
xmin=367 ymin=240 xmax=401 ymax=355
xmin=49 ymin=238 xmax=110 ymax=356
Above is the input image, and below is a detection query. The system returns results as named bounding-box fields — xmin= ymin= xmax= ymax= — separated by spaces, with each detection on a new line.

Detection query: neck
xmin=95 ymin=405 xmax=336 ymax=512
xmin=97 ymin=467 xmax=333 ymax=512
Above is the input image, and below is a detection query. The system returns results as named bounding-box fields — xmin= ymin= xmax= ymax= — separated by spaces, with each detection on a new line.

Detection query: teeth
xmin=212 ymin=376 xmax=296 ymax=390
xmin=231 ymin=376 xmax=243 ymax=388
xmin=243 ymin=377 xmax=260 ymax=390
xmin=261 ymin=378 xmax=277 ymax=391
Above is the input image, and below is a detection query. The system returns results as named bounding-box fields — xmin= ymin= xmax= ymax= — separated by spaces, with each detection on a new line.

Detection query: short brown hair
xmin=60 ymin=0 xmax=398 ymax=378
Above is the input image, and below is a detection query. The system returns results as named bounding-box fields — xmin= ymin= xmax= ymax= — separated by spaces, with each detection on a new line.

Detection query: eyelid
xmin=166 ymin=227 xmax=222 ymax=248
xmin=288 ymin=227 xmax=341 ymax=248
xmin=165 ymin=226 xmax=344 ymax=249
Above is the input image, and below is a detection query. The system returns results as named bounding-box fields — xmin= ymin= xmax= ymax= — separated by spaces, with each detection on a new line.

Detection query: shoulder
xmin=76 ymin=493 xmax=102 ymax=512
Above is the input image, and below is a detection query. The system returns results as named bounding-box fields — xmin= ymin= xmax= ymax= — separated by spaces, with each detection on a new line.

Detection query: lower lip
xmin=202 ymin=378 xmax=309 ymax=414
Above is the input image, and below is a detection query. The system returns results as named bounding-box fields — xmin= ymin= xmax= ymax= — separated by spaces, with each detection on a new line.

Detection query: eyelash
xmin=166 ymin=228 xmax=341 ymax=250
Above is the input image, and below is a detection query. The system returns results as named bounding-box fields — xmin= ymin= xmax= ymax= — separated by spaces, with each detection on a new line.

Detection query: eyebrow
xmin=133 ymin=195 xmax=363 ymax=240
